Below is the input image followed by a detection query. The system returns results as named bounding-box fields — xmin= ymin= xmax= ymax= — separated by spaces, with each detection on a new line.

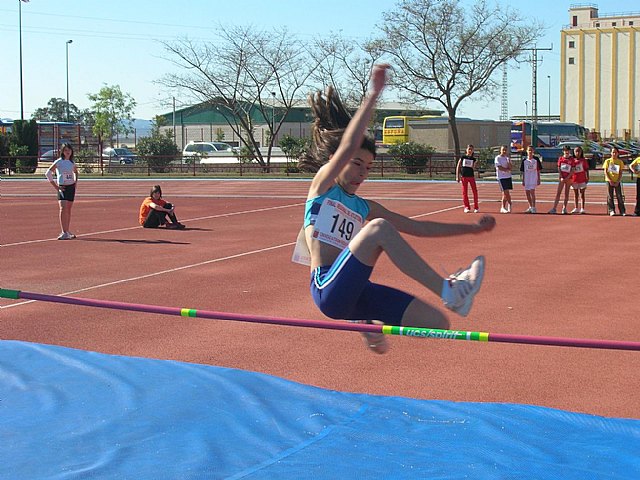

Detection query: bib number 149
xmin=331 ymin=214 xmax=354 ymax=241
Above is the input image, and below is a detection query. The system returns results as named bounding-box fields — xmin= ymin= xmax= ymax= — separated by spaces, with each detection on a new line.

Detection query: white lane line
xmin=0 ymin=242 xmax=295 ymax=310
xmin=0 ymin=206 xmax=456 ymax=310
xmin=1 ymin=202 xmax=304 ymax=247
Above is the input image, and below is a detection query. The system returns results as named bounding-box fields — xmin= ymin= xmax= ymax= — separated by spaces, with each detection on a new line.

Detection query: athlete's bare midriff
xmin=305 ymin=225 xmax=343 ymax=270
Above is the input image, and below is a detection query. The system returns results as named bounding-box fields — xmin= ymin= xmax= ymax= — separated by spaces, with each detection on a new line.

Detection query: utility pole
xmin=523 ymin=45 xmax=552 ymax=148
xmin=66 ymin=40 xmax=73 ymax=122
xmin=500 ymin=65 xmax=508 ymax=122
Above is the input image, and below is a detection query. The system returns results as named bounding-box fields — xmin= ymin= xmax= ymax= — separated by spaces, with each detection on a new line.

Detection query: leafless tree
xmin=378 ymin=0 xmax=543 ymax=157
xmin=310 ymin=35 xmax=385 ymax=108
xmin=161 ymin=25 xmax=320 ymax=169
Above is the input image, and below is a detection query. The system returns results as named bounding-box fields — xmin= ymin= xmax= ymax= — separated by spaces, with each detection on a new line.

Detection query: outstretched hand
xmin=476 ymin=215 xmax=496 ymax=233
xmin=369 ymin=64 xmax=391 ymax=97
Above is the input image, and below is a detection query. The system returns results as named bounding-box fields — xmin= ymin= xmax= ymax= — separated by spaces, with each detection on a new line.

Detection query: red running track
xmin=1 ymin=178 xmax=638 ymax=419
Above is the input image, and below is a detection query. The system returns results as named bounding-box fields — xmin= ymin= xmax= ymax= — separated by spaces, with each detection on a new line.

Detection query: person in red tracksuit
xmin=456 ymin=144 xmax=479 ymax=213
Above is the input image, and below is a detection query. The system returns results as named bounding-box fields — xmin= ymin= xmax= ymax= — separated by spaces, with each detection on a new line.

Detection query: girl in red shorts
xmin=548 ymin=145 xmax=575 ymax=214
xmin=571 ymin=146 xmax=589 ymax=214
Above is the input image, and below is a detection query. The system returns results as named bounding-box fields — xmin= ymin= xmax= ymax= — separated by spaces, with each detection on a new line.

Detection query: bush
xmin=10 ymin=145 xmax=36 ymax=173
xmin=0 ymin=134 xmax=11 ymax=173
xmin=74 ymin=148 xmax=98 ymax=173
xmin=388 ymin=142 xmax=435 ymax=174
xmin=137 ymin=130 xmax=179 ymax=173
xmin=11 ymin=120 xmax=38 ymax=173
xmin=235 ymin=146 xmax=256 ymax=163
xmin=475 ymin=147 xmax=494 ymax=172
xmin=279 ymin=135 xmax=310 ymax=163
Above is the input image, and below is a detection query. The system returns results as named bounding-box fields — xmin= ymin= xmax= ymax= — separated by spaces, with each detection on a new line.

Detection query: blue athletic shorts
xmin=498 ymin=177 xmax=513 ymax=191
xmin=310 ymin=248 xmax=414 ymax=326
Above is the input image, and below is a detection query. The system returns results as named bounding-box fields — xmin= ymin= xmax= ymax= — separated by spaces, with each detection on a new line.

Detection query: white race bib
xmin=574 ymin=163 xmax=584 ymax=173
xmin=312 ymin=197 xmax=363 ymax=251
xmin=527 ymin=162 xmax=536 ymax=170
xmin=59 ymin=171 xmax=74 ymax=185
xmin=634 ymin=163 xmax=640 ymax=173
xmin=291 ymin=228 xmax=311 ymax=266
xmin=607 ymin=164 xmax=620 ymax=174
xmin=463 ymin=158 xmax=474 ymax=168
xmin=560 ymin=163 xmax=572 ymax=173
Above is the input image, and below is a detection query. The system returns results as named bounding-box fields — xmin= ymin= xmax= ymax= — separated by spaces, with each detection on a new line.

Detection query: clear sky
xmin=1 ymin=1 xmax=638 ymax=122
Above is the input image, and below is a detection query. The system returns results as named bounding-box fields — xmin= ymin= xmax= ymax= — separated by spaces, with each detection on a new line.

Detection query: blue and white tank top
xmin=303 ymin=183 xmax=369 ymax=251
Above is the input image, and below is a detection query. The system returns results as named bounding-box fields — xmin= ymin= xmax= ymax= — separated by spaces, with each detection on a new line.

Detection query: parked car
xmin=38 ymin=149 xmax=58 ymax=162
xmin=617 ymin=141 xmax=640 ymax=156
xmin=600 ymin=142 xmax=634 ymax=160
xmin=102 ymin=147 xmax=137 ymax=164
xmin=182 ymin=141 xmax=234 ymax=161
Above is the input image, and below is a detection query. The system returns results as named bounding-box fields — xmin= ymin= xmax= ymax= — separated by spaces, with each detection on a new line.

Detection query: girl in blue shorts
xmin=293 ymin=65 xmax=496 ymax=353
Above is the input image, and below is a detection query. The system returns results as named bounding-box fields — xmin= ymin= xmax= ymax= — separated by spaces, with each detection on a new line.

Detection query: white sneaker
xmin=531 ymin=207 xmax=537 ymax=214
xmin=464 ymin=207 xmax=471 ymax=213
xmin=442 ymin=256 xmax=485 ymax=317
xmin=66 ymin=232 xmax=76 ymax=239
xmin=561 ymin=207 xmax=568 ymax=214
xmin=580 ymin=208 xmax=586 ymax=214
xmin=570 ymin=208 xmax=579 ymax=214
xmin=524 ymin=207 xmax=532 ymax=213
xmin=609 ymin=211 xmax=616 ymax=216
xmin=500 ymin=207 xmax=508 ymax=213
xmin=57 ymin=232 xmax=70 ymax=240
xmin=473 ymin=208 xmax=479 ymax=213
xmin=360 ymin=320 xmax=388 ymax=354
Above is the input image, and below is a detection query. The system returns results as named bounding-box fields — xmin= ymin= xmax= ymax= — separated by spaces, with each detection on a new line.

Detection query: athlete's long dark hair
xmin=299 ymin=86 xmax=376 ymax=173
xmin=59 ymin=143 xmax=74 ymax=161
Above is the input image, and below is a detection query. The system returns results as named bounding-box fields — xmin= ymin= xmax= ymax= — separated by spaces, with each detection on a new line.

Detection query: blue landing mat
xmin=1 ymin=340 xmax=638 ymax=479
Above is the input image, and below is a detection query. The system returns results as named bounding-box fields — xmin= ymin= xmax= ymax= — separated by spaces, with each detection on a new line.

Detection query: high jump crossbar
xmin=1 ymin=288 xmax=639 ymax=352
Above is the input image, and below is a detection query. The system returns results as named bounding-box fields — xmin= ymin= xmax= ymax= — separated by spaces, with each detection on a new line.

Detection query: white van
xmin=182 ymin=141 xmax=234 ymax=162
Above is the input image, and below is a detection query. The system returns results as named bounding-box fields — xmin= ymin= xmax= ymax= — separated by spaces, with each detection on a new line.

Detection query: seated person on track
xmin=139 ymin=185 xmax=186 ymax=229
xmin=292 ymin=64 xmax=495 ymax=354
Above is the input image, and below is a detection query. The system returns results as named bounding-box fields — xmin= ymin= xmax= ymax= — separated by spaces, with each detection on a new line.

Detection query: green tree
xmin=10 ymin=120 xmax=39 ymax=173
xmin=32 ymin=98 xmax=82 ymax=123
xmin=279 ymin=134 xmax=310 ymax=174
xmin=378 ymin=0 xmax=542 ymax=159
xmin=388 ymin=141 xmax=435 ymax=174
xmin=136 ymin=123 xmax=179 ymax=173
xmin=161 ymin=25 xmax=320 ymax=170
xmin=87 ymin=85 xmax=136 ymax=147
xmin=0 ymin=134 xmax=10 ymax=172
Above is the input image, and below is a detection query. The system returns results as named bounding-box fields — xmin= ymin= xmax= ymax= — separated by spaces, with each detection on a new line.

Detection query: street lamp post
xmin=271 ymin=92 xmax=276 ymax=125
xmin=172 ymin=97 xmax=176 ymax=144
xmin=525 ymin=101 xmax=528 ymax=119
xmin=547 ymin=75 xmax=551 ymax=122
xmin=19 ymin=0 xmax=25 ymax=120
xmin=66 ymin=40 xmax=73 ymax=122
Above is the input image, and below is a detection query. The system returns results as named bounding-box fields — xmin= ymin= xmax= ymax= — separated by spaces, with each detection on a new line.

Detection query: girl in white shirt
xmin=494 ymin=145 xmax=512 ymax=213
xmin=45 ymin=143 xmax=78 ymax=240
